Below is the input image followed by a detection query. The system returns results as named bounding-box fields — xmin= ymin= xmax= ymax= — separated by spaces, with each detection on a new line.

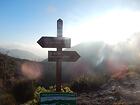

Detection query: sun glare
xmin=66 ymin=10 xmax=140 ymax=45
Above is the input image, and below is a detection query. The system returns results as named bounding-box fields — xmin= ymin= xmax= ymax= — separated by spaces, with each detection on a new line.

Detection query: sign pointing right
xmin=37 ymin=19 xmax=80 ymax=92
xmin=48 ymin=51 xmax=80 ymax=62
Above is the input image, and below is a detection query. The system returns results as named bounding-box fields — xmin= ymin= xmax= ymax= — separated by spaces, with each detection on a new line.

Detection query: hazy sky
xmin=0 ymin=0 xmax=140 ymax=57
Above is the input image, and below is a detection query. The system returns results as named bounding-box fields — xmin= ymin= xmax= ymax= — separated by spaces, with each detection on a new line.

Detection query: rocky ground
xmin=77 ymin=72 xmax=140 ymax=105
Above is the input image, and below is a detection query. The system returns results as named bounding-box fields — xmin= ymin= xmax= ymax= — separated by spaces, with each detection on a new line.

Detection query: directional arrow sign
xmin=48 ymin=51 xmax=80 ymax=62
xmin=37 ymin=37 xmax=71 ymax=48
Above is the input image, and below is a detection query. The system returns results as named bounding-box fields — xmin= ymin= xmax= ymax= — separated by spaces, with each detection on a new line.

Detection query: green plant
xmin=23 ymin=85 xmax=73 ymax=105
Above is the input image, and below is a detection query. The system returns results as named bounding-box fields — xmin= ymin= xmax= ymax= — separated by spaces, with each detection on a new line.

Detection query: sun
xmin=65 ymin=10 xmax=140 ymax=45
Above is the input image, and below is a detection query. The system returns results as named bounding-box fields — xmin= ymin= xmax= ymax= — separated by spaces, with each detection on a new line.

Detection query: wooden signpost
xmin=37 ymin=37 xmax=71 ymax=48
xmin=48 ymin=51 xmax=80 ymax=62
xmin=37 ymin=19 xmax=80 ymax=92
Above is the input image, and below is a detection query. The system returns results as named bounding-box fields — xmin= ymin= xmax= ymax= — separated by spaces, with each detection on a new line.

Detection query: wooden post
xmin=37 ymin=18 xmax=80 ymax=93
xmin=56 ymin=19 xmax=63 ymax=92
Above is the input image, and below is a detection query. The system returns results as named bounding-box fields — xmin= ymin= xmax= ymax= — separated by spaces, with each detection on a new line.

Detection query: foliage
xmin=0 ymin=93 xmax=16 ymax=105
xmin=113 ymin=101 xmax=127 ymax=105
xmin=128 ymin=65 xmax=140 ymax=74
xmin=12 ymin=80 xmax=34 ymax=104
xmin=0 ymin=53 xmax=18 ymax=91
xmin=70 ymin=75 xmax=108 ymax=92
xmin=24 ymin=85 xmax=73 ymax=105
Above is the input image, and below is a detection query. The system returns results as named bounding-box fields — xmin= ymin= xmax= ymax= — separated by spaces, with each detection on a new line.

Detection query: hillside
xmin=41 ymin=42 xmax=105 ymax=84
xmin=41 ymin=34 xmax=140 ymax=86
xmin=39 ymin=35 xmax=140 ymax=104
xmin=0 ymin=53 xmax=43 ymax=104
xmin=1 ymin=34 xmax=140 ymax=104
xmin=77 ymin=70 xmax=140 ymax=105
xmin=0 ymin=52 xmax=31 ymax=87
xmin=0 ymin=48 xmax=42 ymax=61
xmin=0 ymin=53 xmax=19 ymax=87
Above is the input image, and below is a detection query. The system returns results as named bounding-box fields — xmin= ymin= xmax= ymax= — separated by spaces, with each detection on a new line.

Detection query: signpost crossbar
xmin=37 ymin=19 xmax=80 ymax=92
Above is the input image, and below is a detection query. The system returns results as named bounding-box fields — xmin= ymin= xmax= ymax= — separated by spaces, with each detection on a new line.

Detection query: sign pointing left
xmin=37 ymin=19 xmax=80 ymax=92
xmin=37 ymin=37 xmax=71 ymax=48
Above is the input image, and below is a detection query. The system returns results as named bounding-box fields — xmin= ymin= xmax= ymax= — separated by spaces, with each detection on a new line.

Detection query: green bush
xmin=23 ymin=85 xmax=73 ymax=105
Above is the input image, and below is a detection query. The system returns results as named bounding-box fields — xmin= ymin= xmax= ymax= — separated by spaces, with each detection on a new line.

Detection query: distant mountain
xmin=0 ymin=48 xmax=42 ymax=61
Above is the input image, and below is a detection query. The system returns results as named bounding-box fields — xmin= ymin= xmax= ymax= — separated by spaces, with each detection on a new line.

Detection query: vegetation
xmin=1 ymin=44 xmax=140 ymax=105
xmin=0 ymin=53 xmax=17 ymax=83
xmin=0 ymin=53 xmax=35 ymax=104
xmin=70 ymin=74 xmax=109 ymax=92
xmin=12 ymin=80 xmax=35 ymax=104
xmin=23 ymin=86 xmax=73 ymax=105
xmin=0 ymin=93 xmax=16 ymax=105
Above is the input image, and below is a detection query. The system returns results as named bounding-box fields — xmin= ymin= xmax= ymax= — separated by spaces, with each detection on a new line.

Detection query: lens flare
xmin=21 ymin=61 xmax=43 ymax=80
xmin=106 ymin=59 xmax=128 ymax=79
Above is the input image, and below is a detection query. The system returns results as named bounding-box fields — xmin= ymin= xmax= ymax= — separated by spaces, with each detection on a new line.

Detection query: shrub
xmin=0 ymin=93 xmax=16 ymax=105
xmin=70 ymin=75 xmax=108 ymax=92
xmin=23 ymin=85 xmax=73 ymax=105
xmin=12 ymin=80 xmax=34 ymax=104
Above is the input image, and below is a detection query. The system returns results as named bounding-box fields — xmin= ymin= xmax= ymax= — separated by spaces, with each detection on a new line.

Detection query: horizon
xmin=1 ymin=0 xmax=140 ymax=58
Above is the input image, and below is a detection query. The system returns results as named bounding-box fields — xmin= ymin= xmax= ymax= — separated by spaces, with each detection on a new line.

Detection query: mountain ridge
xmin=0 ymin=48 xmax=43 ymax=61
